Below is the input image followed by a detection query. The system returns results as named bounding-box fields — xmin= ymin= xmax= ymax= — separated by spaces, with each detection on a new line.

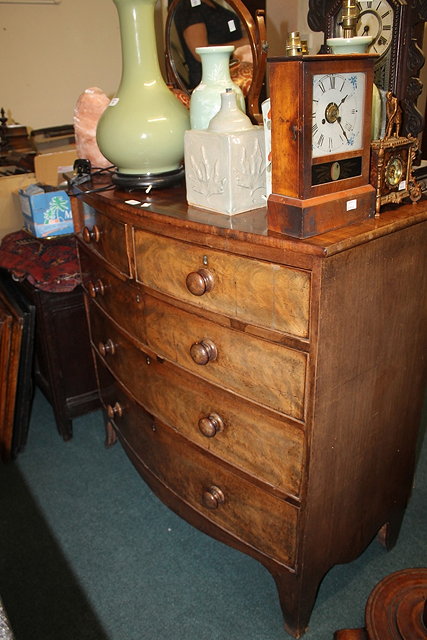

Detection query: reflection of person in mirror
xmin=173 ymin=0 xmax=250 ymax=89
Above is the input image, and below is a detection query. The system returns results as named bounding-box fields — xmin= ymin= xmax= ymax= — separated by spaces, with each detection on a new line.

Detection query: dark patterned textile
xmin=0 ymin=230 xmax=80 ymax=293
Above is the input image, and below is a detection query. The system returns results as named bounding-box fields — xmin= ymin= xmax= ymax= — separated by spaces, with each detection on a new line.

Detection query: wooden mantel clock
xmin=267 ymin=54 xmax=376 ymax=238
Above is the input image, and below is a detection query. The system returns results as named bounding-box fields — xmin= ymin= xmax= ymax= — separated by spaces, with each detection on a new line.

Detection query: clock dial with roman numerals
xmin=355 ymin=0 xmax=394 ymax=58
xmin=330 ymin=0 xmax=401 ymax=91
xmin=312 ymin=72 xmax=366 ymax=159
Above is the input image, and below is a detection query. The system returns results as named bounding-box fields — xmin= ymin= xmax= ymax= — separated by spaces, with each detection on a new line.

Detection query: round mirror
xmin=165 ymin=0 xmax=266 ymax=123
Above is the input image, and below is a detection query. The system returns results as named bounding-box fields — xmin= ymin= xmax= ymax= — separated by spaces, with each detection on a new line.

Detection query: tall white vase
xmin=190 ymin=46 xmax=245 ymax=130
xmin=96 ymin=0 xmax=190 ymax=188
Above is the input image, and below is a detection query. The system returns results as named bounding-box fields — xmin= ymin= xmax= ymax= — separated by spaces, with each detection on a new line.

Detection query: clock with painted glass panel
xmin=312 ymin=71 xmax=365 ymax=158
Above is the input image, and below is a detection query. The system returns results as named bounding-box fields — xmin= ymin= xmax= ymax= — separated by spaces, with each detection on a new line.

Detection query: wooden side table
xmin=0 ymin=231 xmax=100 ymax=442
xmin=16 ymin=279 xmax=100 ymax=440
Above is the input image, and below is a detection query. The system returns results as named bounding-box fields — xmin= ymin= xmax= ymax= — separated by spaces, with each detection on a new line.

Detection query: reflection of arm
xmin=183 ymin=22 xmax=249 ymax=62
xmin=183 ymin=23 xmax=209 ymax=61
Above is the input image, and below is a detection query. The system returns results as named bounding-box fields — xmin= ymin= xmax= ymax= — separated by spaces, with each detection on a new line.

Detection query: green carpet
xmin=1 ymin=389 xmax=426 ymax=640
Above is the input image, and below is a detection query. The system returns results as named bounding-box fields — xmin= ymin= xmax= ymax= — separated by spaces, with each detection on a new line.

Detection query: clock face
xmin=333 ymin=0 xmax=396 ymax=90
xmin=355 ymin=0 xmax=394 ymax=58
xmin=312 ymin=72 xmax=366 ymax=159
xmin=385 ymin=155 xmax=403 ymax=186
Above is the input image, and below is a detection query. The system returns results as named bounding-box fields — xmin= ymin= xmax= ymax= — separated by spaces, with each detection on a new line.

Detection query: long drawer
xmin=144 ymin=294 xmax=307 ymax=420
xmin=133 ymin=229 xmax=311 ymax=339
xmin=79 ymin=247 xmax=147 ymax=344
xmin=100 ymin=378 xmax=299 ymax=569
xmin=78 ymin=204 xmax=131 ymax=276
xmin=89 ymin=305 xmax=304 ymax=498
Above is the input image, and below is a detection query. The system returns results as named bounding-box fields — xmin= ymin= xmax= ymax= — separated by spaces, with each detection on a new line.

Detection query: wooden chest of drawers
xmin=73 ymin=184 xmax=427 ymax=638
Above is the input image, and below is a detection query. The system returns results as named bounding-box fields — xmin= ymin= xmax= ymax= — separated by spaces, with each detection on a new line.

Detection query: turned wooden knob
xmin=98 ymin=338 xmax=115 ymax=357
xmin=106 ymin=402 xmax=123 ymax=420
xmin=202 ymin=485 xmax=225 ymax=510
xmin=82 ymin=224 xmax=101 ymax=244
xmin=190 ymin=339 xmax=217 ymax=365
xmin=87 ymin=279 xmax=105 ymax=298
xmin=186 ymin=269 xmax=214 ymax=296
xmin=198 ymin=413 xmax=224 ymax=438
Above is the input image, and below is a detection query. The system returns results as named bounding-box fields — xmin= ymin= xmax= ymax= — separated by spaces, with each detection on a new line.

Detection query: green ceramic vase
xmin=96 ymin=0 xmax=190 ymax=187
xmin=190 ymin=46 xmax=245 ymax=130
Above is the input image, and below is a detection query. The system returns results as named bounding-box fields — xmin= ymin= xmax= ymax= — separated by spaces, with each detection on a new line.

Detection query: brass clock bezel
xmin=384 ymin=155 xmax=404 ymax=186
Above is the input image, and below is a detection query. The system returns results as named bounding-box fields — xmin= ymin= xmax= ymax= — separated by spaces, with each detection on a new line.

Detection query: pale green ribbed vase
xmin=96 ymin=0 xmax=189 ymax=187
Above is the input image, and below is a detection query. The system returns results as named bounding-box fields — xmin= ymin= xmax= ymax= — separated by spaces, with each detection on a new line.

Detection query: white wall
xmin=0 ymin=0 xmax=425 ymax=132
xmin=266 ymin=0 xmax=323 ymax=56
xmin=1 ymin=0 xmax=122 ymax=129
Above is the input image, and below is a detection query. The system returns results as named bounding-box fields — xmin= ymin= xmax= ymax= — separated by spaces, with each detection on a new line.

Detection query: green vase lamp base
xmin=112 ymin=167 xmax=185 ymax=190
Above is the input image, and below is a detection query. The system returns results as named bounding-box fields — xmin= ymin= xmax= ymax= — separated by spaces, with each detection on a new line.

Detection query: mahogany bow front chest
xmin=72 ymin=181 xmax=427 ymax=638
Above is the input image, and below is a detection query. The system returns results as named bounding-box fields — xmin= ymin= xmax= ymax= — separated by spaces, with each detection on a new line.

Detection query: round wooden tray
xmin=335 ymin=568 xmax=427 ymax=640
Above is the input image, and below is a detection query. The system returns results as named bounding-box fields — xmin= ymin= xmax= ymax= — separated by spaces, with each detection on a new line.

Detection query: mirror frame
xmin=164 ymin=0 xmax=267 ymax=124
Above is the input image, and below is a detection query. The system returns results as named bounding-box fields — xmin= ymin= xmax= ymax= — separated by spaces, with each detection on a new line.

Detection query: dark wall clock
xmin=307 ymin=0 xmax=426 ymax=140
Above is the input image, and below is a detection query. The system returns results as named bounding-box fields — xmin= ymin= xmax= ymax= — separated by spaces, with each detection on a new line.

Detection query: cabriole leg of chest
xmin=270 ymin=567 xmax=326 ymax=639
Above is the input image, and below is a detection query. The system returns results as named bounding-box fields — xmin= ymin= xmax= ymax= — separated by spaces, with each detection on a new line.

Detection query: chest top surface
xmin=75 ymin=179 xmax=427 ymax=261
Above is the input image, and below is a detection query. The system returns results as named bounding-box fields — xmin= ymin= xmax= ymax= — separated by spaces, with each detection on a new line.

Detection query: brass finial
xmin=341 ymin=0 xmax=360 ymax=38
xmin=286 ymin=31 xmax=302 ymax=56
xmin=300 ymin=40 xmax=309 ymax=55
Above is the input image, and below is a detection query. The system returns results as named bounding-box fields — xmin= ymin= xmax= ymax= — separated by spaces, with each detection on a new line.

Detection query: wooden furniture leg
xmin=376 ymin=508 xmax=406 ymax=551
xmin=272 ymin=568 xmax=326 ymax=639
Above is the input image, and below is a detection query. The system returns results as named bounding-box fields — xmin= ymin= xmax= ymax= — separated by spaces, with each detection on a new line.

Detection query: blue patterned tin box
xmin=19 ymin=185 xmax=74 ymax=238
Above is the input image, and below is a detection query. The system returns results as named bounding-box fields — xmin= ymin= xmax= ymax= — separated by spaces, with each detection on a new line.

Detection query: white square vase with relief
xmin=184 ymin=126 xmax=266 ymax=215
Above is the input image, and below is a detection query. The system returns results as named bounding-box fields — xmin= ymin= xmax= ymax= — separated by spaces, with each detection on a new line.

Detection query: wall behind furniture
xmin=1 ymin=0 xmax=425 ymax=134
xmin=1 ymin=0 xmax=155 ymax=130
xmin=266 ymin=0 xmax=322 ymax=56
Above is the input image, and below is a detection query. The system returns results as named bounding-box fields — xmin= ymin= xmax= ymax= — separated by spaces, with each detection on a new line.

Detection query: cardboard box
xmin=34 ymin=149 xmax=77 ymax=186
xmin=0 ymin=173 xmax=36 ymax=241
xmin=18 ymin=187 xmax=74 ymax=238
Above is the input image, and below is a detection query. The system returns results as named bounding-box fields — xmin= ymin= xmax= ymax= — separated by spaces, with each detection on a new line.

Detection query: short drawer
xmin=78 ymin=203 xmax=130 ymax=276
xmin=134 ymin=229 xmax=310 ymax=339
xmin=79 ymin=247 xmax=146 ymax=343
xmin=101 ymin=381 xmax=299 ymax=569
xmin=144 ymin=295 xmax=307 ymax=420
xmin=90 ymin=309 xmax=304 ymax=498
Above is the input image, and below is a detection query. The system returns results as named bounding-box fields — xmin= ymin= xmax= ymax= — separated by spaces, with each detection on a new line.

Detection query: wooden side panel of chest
xmin=297 ymin=220 xmax=427 ymax=612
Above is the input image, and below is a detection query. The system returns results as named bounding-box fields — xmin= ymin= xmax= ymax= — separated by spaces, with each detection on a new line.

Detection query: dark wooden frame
xmin=164 ymin=0 xmax=267 ymax=123
xmin=307 ymin=0 xmax=426 ymax=140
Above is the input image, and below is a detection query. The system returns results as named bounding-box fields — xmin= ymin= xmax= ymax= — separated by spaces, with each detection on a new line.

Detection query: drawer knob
xmin=198 ymin=413 xmax=224 ymax=438
xmin=190 ymin=339 xmax=218 ymax=365
xmin=82 ymin=224 xmax=101 ymax=244
xmin=88 ymin=279 xmax=105 ymax=298
xmin=186 ymin=269 xmax=214 ymax=296
xmin=106 ymin=402 xmax=123 ymax=420
xmin=202 ymin=485 xmax=225 ymax=510
xmin=98 ymin=339 xmax=115 ymax=357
